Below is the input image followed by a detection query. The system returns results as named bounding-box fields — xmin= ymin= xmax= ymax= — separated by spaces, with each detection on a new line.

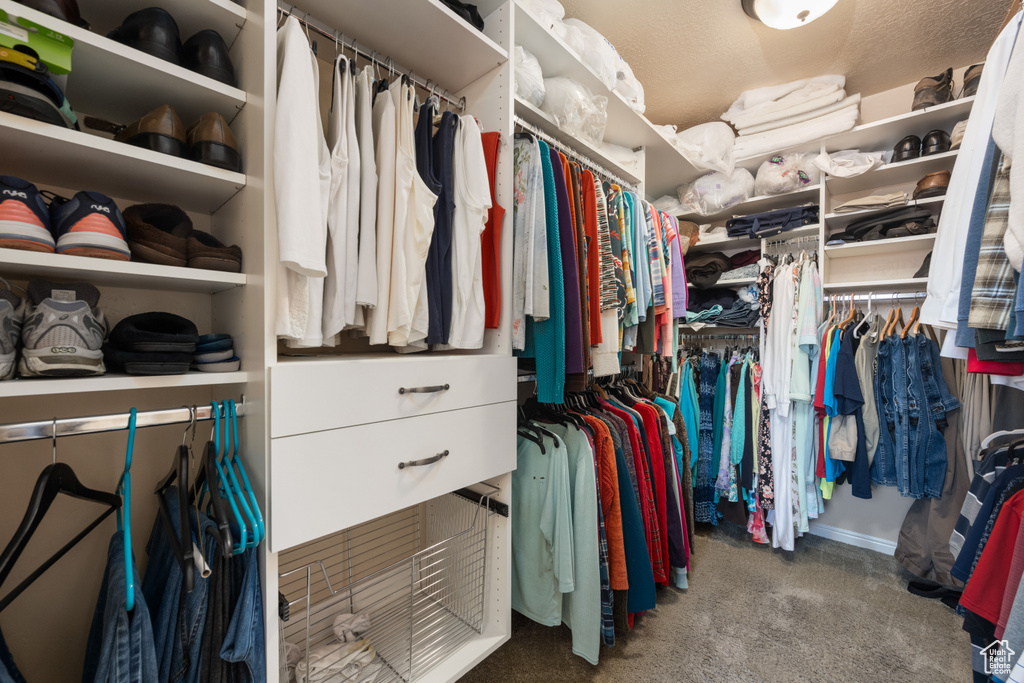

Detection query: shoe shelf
xmin=0 ymin=370 xmax=247 ymax=398
xmin=825 ymin=151 xmax=958 ymax=195
xmin=0 ymin=112 xmax=245 ymax=214
xmin=823 ymin=233 xmax=937 ymax=259
xmin=0 ymin=0 xmax=246 ymax=125
xmin=687 ymin=223 xmax=820 ymax=254
xmin=823 ymin=195 xmax=944 ymax=230
xmin=677 ymin=185 xmax=820 ymax=223
xmin=0 ymin=249 xmax=245 ymax=293
xmin=823 ymin=96 xmax=975 ymax=155
xmin=83 ymin=0 xmax=247 ymax=46
xmin=822 ymin=277 xmax=929 ymax=292
xmin=289 ymin=0 xmax=507 ymax=93
xmin=513 ymin=96 xmax=643 ymax=186
xmin=513 ymin=0 xmax=701 ymax=198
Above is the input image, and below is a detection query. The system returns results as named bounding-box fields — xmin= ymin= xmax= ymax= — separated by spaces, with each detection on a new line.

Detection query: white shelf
xmin=691 ymin=277 xmax=757 ymax=288
xmin=824 ymin=97 xmax=975 ymax=154
xmin=826 ymin=151 xmax=957 ymax=195
xmin=0 ymin=370 xmax=247 ymax=398
xmin=0 ymin=112 xmax=246 ymax=213
xmin=688 ymin=223 xmax=819 ymax=253
xmin=0 ymin=249 xmax=245 ymax=293
xmin=82 ymin=0 xmax=247 ymax=45
xmin=824 ymin=233 xmax=936 ymax=259
xmin=295 ymin=0 xmax=506 ymax=93
xmin=0 ymin=0 xmax=247 ymax=124
xmin=824 ymin=196 xmax=944 ymax=230
xmin=513 ymin=0 xmax=699 ymax=197
xmin=822 ymin=277 xmax=929 ymax=292
xmin=678 ymin=185 xmax=820 ymax=223
xmin=514 ymin=96 xmax=642 ymax=186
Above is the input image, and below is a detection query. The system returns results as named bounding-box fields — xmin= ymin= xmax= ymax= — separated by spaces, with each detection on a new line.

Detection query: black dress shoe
xmin=893 ymin=134 xmax=922 ymax=163
xmin=182 ymin=30 xmax=236 ymax=87
xmin=18 ymin=0 xmax=88 ymax=28
xmin=922 ymin=129 xmax=951 ymax=156
xmin=108 ymin=7 xmax=181 ymax=65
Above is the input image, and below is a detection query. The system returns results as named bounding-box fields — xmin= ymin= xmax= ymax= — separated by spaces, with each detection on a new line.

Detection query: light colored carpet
xmin=462 ymin=525 xmax=971 ymax=683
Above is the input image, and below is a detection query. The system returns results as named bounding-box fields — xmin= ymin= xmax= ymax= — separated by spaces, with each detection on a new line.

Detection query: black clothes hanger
xmin=517 ymin=428 xmax=546 ymax=454
xmin=189 ymin=441 xmax=235 ymax=559
xmin=155 ymin=443 xmax=195 ymax=593
xmin=0 ymin=463 xmax=121 ymax=612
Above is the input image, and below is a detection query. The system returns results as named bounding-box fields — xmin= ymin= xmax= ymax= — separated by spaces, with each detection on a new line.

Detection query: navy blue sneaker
xmin=0 ymin=175 xmax=55 ymax=253
xmin=49 ymin=191 xmax=130 ymax=261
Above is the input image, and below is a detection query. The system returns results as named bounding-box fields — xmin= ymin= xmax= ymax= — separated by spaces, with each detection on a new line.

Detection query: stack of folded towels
xmin=192 ymin=333 xmax=240 ymax=372
xmin=722 ymin=75 xmax=861 ymax=160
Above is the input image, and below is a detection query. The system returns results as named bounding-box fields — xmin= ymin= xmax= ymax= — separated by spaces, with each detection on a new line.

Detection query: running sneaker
xmin=19 ymin=280 xmax=107 ymax=377
xmin=0 ymin=278 xmax=24 ymax=379
xmin=49 ymin=191 xmax=130 ymax=261
xmin=0 ymin=175 xmax=56 ymax=253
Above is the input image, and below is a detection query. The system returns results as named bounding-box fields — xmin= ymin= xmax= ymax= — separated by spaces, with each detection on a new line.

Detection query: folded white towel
xmin=734 ymin=106 xmax=859 ymax=160
xmin=738 ymin=93 xmax=862 ymax=136
xmin=722 ymin=74 xmax=846 ymax=123
xmin=730 ymin=85 xmax=844 ymax=131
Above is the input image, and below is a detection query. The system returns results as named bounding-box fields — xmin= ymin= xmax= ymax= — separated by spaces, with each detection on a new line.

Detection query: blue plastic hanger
xmin=116 ymin=408 xmax=137 ymax=611
xmin=208 ymin=402 xmax=249 ymax=555
xmin=216 ymin=401 xmax=257 ymax=551
xmin=227 ymin=400 xmax=264 ymax=545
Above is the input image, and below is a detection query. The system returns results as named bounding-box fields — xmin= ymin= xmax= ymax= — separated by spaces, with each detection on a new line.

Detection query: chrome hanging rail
xmin=513 ymin=115 xmax=638 ymax=192
xmin=277 ymin=1 xmax=466 ymax=112
xmin=0 ymin=399 xmax=246 ymax=445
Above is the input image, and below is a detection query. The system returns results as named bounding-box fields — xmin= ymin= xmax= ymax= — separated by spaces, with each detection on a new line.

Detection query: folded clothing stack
xmin=103 ymin=312 xmax=198 ymax=375
xmin=685 ymin=286 xmax=759 ymax=327
xmin=722 ymin=75 xmax=860 ymax=160
xmin=192 ymin=333 xmax=240 ymax=372
xmin=685 ymin=252 xmax=732 ymax=289
xmin=827 ymin=206 xmax=936 ymax=244
xmin=833 ymin=192 xmax=907 ymax=213
xmin=725 ymin=205 xmax=818 ymax=239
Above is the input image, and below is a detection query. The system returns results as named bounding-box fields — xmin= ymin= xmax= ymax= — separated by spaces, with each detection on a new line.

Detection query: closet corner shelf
xmin=0 ymin=0 xmax=247 ymax=124
xmin=291 ymin=0 xmax=507 ymax=92
xmin=823 ymin=196 xmax=944 ymax=230
xmin=0 ymin=371 xmax=248 ymax=398
xmin=0 ymin=113 xmax=246 ymax=214
xmin=513 ymin=96 xmax=642 ymax=186
xmin=677 ymin=185 xmax=820 ymax=223
xmin=512 ymin=0 xmax=701 ymax=197
xmin=822 ymin=277 xmax=928 ymax=292
xmin=823 ymin=233 xmax=936 ymax=259
xmin=826 ymin=151 xmax=958 ymax=195
xmin=0 ymin=249 xmax=245 ymax=293
xmin=823 ymin=96 xmax=975 ymax=154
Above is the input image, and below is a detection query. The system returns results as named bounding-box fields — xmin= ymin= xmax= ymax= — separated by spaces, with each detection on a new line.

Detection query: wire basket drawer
xmin=279 ymin=487 xmax=497 ymax=683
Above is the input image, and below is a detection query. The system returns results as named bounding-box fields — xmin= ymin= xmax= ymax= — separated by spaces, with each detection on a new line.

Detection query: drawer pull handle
xmin=398 ymin=383 xmax=450 ymax=395
xmin=398 ymin=450 xmax=450 ymax=469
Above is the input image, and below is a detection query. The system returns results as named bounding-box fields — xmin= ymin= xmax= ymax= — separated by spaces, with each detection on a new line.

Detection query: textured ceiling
xmin=560 ymin=0 xmax=1011 ymax=129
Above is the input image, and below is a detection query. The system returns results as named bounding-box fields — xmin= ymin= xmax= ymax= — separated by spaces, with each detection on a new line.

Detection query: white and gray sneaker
xmin=0 ymin=279 xmax=24 ymax=379
xmin=19 ymin=280 xmax=107 ymax=377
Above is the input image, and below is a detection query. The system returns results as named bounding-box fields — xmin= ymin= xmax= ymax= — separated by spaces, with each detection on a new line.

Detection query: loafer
xmin=922 ymin=129 xmax=951 ymax=156
xmin=913 ymin=171 xmax=951 ymax=200
xmin=893 ymin=135 xmax=921 ymax=163
xmin=124 ymin=203 xmax=192 ymax=267
xmin=912 ymin=68 xmax=953 ymax=111
xmin=187 ymin=229 xmax=241 ymax=272
xmin=114 ymin=104 xmax=187 ymax=158
xmin=107 ymin=7 xmax=181 ymax=65
xmin=914 ymin=252 xmax=932 ymax=278
xmin=187 ymin=112 xmax=241 ymax=172
xmin=963 ymin=63 xmax=983 ymax=98
xmin=950 ymin=120 xmax=967 ymax=150
xmin=19 ymin=0 xmax=88 ymax=28
xmin=182 ymin=30 xmax=236 ymax=87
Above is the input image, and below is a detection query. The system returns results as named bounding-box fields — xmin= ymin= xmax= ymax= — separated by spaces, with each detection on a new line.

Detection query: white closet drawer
xmin=270 ymin=354 xmax=516 ymax=437
xmin=269 ymin=401 xmax=516 ymax=551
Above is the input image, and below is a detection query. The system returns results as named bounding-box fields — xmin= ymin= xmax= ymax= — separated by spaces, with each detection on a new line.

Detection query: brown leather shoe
xmin=912 ymin=68 xmax=953 ymax=111
xmin=187 ymin=229 xmax=241 ymax=272
xmin=913 ymin=170 xmax=951 ymax=200
xmin=187 ymin=112 xmax=241 ymax=172
xmin=114 ymin=105 xmax=187 ymax=158
xmin=124 ymin=203 xmax=191 ymax=267
xmin=963 ymin=63 xmax=984 ymax=98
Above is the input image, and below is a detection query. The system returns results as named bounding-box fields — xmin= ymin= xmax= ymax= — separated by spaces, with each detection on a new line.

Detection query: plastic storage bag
xmin=562 ymin=18 xmax=619 ymax=91
xmin=678 ymin=168 xmax=755 ymax=216
xmin=675 ymin=122 xmax=736 ymax=175
xmin=615 ymin=58 xmax=645 ymax=114
xmin=541 ymin=77 xmax=608 ymax=146
xmin=812 ymin=149 xmax=887 ymax=178
xmin=753 ymin=153 xmax=821 ymax=196
xmin=514 ymin=46 xmax=546 ymax=108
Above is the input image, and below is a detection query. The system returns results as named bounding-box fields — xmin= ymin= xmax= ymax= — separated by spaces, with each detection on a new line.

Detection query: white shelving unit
xmin=823 ymin=195 xmax=944 ymax=231
xmin=0 ymin=371 xmax=247 ymax=398
xmin=823 ymin=233 xmax=937 ymax=259
xmin=678 ymin=184 xmax=820 ymax=223
xmin=827 ymin=151 xmax=958 ymax=195
xmin=822 ymin=278 xmax=929 ymax=292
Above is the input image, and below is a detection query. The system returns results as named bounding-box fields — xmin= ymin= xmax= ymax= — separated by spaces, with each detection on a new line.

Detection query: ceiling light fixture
xmin=741 ymin=0 xmax=840 ymax=29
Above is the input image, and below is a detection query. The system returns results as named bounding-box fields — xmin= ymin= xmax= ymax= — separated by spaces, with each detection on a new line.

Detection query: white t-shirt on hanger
xmin=353 ymin=66 xmax=378 ymax=325
xmin=365 ymin=79 xmax=397 ymax=346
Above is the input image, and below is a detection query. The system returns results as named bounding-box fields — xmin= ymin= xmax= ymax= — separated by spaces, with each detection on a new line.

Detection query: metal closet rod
xmin=764 ymin=234 xmax=820 ymax=249
xmin=826 ymin=291 xmax=926 ymax=302
xmin=513 ymin=115 xmax=638 ymax=192
xmin=680 ymin=333 xmax=759 ymax=340
xmin=0 ymin=400 xmax=246 ymax=445
xmin=277 ymin=2 xmax=466 ymax=112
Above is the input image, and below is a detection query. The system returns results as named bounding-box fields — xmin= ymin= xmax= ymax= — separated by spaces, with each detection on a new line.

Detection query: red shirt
xmin=961 ymin=489 xmax=1024 ymax=624
xmin=480 ymin=132 xmax=504 ymax=329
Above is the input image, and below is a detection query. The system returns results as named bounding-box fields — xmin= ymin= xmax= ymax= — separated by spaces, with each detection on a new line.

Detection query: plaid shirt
xmin=969 ymin=156 xmax=1016 ymax=331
